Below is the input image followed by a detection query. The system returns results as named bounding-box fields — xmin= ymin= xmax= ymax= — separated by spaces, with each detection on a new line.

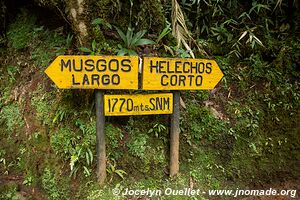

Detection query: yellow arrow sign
xmin=142 ymin=57 xmax=223 ymax=90
xmin=45 ymin=55 xmax=139 ymax=89
xmin=104 ymin=93 xmax=173 ymax=116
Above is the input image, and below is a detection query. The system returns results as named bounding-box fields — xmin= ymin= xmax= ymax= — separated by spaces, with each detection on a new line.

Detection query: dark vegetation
xmin=0 ymin=0 xmax=299 ymax=199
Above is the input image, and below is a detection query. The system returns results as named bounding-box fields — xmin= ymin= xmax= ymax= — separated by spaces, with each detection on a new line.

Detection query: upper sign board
xmin=142 ymin=57 xmax=223 ymax=90
xmin=104 ymin=93 xmax=173 ymax=116
xmin=45 ymin=55 xmax=139 ymax=89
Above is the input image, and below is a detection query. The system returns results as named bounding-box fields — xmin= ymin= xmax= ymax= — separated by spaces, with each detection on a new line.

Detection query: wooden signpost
xmin=141 ymin=57 xmax=223 ymax=176
xmin=45 ymin=55 xmax=223 ymax=184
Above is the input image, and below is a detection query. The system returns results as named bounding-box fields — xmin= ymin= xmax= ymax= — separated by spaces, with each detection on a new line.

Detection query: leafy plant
xmin=23 ymin=172 xmax=34 ymax=186
xmin=156 ymin=24 xmax=171 ymax=43
xmin=7 ymin=65 xmax=20 ymax=83
xmin=7 ymin=9 xmax=37 ymax=49
xmin=115 ymin=26 xmax=155 ymax=55
xmin=54 ymin=33 xmax=73 ymax=55
xmin=42 ymin=168 xmax=62 ymax=200
xmin=79 ymin=39 xmax=98 ymax=55
xmin=31 ymin=87 xmax=54 ymax=125
xmin=106 ymin=160 xmax=127 ymax=182
xmin=92 ymin=18 xmax=112 ymax=29
xmin=0 ymin=103 xmax=24 ymax=133
xmin=51 ymin=118 xmax=96 ymax=178
xmin=127 ymin=134 xmax=149 ymax=159
xmin=148 ymin=123 xmax=166 ymax=138
xmin=0 ymin=185 xmax=18 ymax=200
xmin=0 ymin=149 xmax=14 ymax=175
xmin=171 ymin=0 xmax=195 ymax=58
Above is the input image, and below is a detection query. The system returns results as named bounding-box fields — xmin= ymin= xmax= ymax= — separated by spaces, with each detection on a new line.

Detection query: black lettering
xmin=96 ymin=59 xmax=106 ymax=72
xmin=175 ymin=62 xmax=182 ymax=73
xmin=85 ymin=59 xmax=94 ymax=71
xmin=73 ymin=59 xmax=83 ymax=72
xmin=140 ymin=103 xmax=144 ymax=111
xmin=163 ymin=97 xmax=170 ymax=110
xmin=111 ymin=98 xmax=118 ymax=112
xmin=150 ymin=60 xmax=159 ymax=73
xmin=145 ymin=105 xmax=149 ymax=111
xmin=170 ymin=75 xmax=178 ymax=86
xmin=91 ymin=74 xmax=100 ymax=86
xmin=82 ymin=74 xmax=89 ymax=85
xmin=127 ymin=99 xmax=134 ymax=111
xmin=206 ymin=63 xmax=212 ymax=74
xmin=108 ymin=59 xmax=119 ymax=72
xmin=156 ymin=97 xmax=163 ymax=110
xmin=178 ymin=75 xmax=186 ymax=86
xmin=159 ymin=61 xmax=166 ymax=73
xmin=102 ymin=75 xmax=110 ymax=85
xmin=198 ymin=62 xmax=205 ymax=73
xmin=121 ymin=59 xmax=131 ymax=72
xmin=111 ymin=74 xmax=120 ymax=85
xmin=134 ymin=105 xmax=139 ymax=111
xmin=190 ymin=62 xmax=197 ymax=73
xmin=149 ymin=98 xmax=155 ymax=110
xmin=183 ymin=62 xmax=190 ymax=73
xmin=161 ymin=75 xmax=168 ymax=86
xmin=61 ymin=59 xmax=71 ymax=72
xmin=188 ymin=75 xmax=194 ymax=86
xmin=167 ymin=61 xmax=174 ymax=73
xmin=196 ymin=75 xmax=202 ymax=86
xmin=119 ymin=98 xmax=126 ymax=112
xmin=133 ymin=106 xmax=140 ymax=111
xmin=108 ymin=99 xmax=111 ymax=112
xmin=72 ymin=74 xmax=80 ymax=85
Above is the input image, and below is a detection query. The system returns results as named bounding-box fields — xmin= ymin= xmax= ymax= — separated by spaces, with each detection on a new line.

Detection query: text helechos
xmin=147 ymin=60 xmax=212 ymax=87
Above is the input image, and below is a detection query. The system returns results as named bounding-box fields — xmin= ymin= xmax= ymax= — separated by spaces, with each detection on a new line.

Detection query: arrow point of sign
xmin=209 ymin=60 xmax=224 ymax=89
xmin=45 ymin=56 xmax=66 ymax=89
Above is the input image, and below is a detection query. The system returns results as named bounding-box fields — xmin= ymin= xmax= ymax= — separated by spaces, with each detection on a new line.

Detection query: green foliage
xmin=0 ymin=103 xmax=24 ymax=134
xmin=106 ymin=161 xmax=127 ymax=181
xmin=127 ymin=134 xmax=148 ymax=159
xmin=42 ymin=168 xmax=63 ymax=200
xmin=148 ymin=123 xmax=167 ymax=140
xmin=163 ymin=45 xmax=192 ymax=58
xmin=31 ymin=87 xmax=54 ymax=125
xmin=79 ymin=39 xmax=98 ymax=55
xmin=156 ymin=24 xmax=172 ymax=43
xmin=0 ymin=184 xmax=18 ymax=200
xmin=106 ymin=124 xmax=123 ymax=160
xmin=86 ymin=187 xmax=121 ymax=200
xmin=7 ymin=9 xmax=37 ymax=50
xmin=6 ymin=9 xmax=68 ymax=67
xmin=182 ymin=103 xmax=228 ymax=144
xmin=6 ymin=65 xmax=20 ymax=84
xmin=92 ymin=18 xmax=112 ymax=29
xmin=50 ymin=118 xmax=96 ymax=177
xmin=115 ymin=26 xmax=155 ymax=55
xmin=54 ymin=34 xmax=74 ymax=55
xmin=31 ymin=28 xmax=66 ymax=66
xmin=22 ymin=171 xmax=34 ymax=186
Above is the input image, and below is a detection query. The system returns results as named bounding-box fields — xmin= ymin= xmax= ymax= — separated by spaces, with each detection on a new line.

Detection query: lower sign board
xmin=104 ymin=93 xmax=173 ymax=116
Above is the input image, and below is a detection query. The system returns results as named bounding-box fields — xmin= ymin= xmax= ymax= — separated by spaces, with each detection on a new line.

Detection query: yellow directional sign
xmin=104 ymin=93 xmax=173 ymax=116
xmin=45 ymin=55 xmax=139 ymax=89
xmin=142 ymin=57 xmax=223 ymax=90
